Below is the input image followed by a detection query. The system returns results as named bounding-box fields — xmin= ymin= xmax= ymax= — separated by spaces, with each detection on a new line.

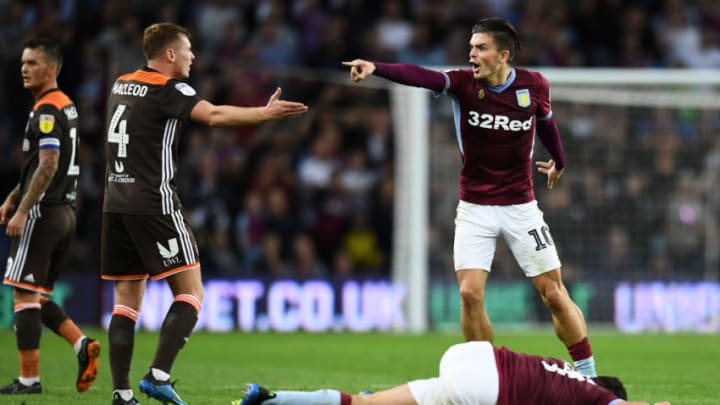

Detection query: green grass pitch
xmin=0 ymin=329 xmax=717 ymax=404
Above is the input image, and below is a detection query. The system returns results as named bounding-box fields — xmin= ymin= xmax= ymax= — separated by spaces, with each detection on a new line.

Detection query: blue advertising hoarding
xmin=1 ymin=276 xmax=718 ymax=333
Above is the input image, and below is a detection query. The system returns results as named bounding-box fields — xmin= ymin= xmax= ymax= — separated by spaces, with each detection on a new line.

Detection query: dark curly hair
xmin=593 ymin=376 xmax=628 ymax=400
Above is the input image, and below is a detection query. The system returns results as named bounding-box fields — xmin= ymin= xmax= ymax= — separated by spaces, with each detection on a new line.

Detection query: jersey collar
xmin=487 ymin=68 xmax=516 ymax=93
xmin=36 ymin=88 xmax=61 ymax=101
xmin=142 ymin=65 xmax=161 ymax=73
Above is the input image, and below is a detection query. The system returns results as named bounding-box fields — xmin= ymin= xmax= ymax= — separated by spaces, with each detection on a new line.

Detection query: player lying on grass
xmin=233 ymin=341 xmax=670 ymax=405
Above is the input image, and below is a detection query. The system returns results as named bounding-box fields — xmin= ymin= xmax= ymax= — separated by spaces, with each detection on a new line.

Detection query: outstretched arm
xmin=190 ymin=87 xmax=308 ymax=127
xmin=342 ymin=59 xmax=446 ymax=93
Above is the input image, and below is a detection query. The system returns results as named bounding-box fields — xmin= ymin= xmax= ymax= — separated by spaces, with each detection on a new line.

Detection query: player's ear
xmin=166 ymin=47 xmax=175 ymax=62
xmin=499 ymin=49 xmax=511 ymax=64
xmin=48 ymin=62 xmax=59 ymax=77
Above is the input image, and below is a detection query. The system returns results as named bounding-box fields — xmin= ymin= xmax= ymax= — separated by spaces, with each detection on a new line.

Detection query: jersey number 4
xmin=108 ymin=104 xmax=129 ymax=158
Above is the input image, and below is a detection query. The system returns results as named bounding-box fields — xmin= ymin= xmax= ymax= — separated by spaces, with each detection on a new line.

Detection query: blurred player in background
xmin=343 ymin=17 xmax=597 ymax=377
xmin=1 ymin=39 xmax=100 ymax=395
xmin=102 ymin=22 xmax=307 ymax=405
xmin=233 ymin=341 xmax=670 ymax=405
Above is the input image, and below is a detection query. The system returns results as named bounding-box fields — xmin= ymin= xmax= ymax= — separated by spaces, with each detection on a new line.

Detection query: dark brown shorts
xmin=3 ymin=204 xmax=75 ymax=294
xmin=101 ymin=210 xmax=200 ymax=281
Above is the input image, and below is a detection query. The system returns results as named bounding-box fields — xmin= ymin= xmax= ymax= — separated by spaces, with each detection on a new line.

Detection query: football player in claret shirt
xmin=233 ymin=341 xmax=670 ymax=405
xmin=1 ymin=39 xmax=100 ymax=395
xmin=343 ymin=17 xmax=597 ymax=377
xmin=101 ymin=22 xmax=307 ymax=405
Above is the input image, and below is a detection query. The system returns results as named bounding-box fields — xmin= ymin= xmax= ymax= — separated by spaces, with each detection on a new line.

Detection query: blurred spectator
xmin=247 ymin=1 xmax=299 ymax=67
xmin=97 ymin=15 xmax=145 ymax=81
xmin=397 ymin=20 xmax=446 ymax=66
xmin=375 ymin=0 xmax=413 ymax=54
xmin=297 ymin=122 xmax=342 ymax=189
xmin=339 ymin=149 xmax=377 ymax=211
xmin=364 ymin=107 xmax=394 ymax=170
xmin=263 ymin=186 xmax=299 ymax=258
xmin=310 ymin=170 xmax=352 ymax=265
xmin=666 ymin=172 xmax=706 ymax=274
xmin=194 ymin=0 xmax=244 ymax=57
xmin=343 ymin=213 xmax=383 ymax=271
xmin=293 ymin=0 xmax=331 ymax=62
xmin=291 ymin=233 xmax=328 ymax=279
xmin=369 ymin=175 xmax=394 ymax=271
xmin=253 ymin=233 xmax=291 ymax=279
xmin=656 ymin=0 xmax=702 ymax=68
xmin=332 ymin=248 xmax=356 ymax=280
xmin=234 ymin=191 xmax=266 ymax=271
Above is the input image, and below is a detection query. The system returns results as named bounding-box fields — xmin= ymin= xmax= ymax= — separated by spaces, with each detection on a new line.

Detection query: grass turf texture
xmin=0 ymin=329 xmax=716 ymax=404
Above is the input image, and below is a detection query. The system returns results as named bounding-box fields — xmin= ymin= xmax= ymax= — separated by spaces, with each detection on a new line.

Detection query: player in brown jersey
xmin=343 ymin=17 xmax=598 ymax=377
xmin=233 ymin=341 xmax=670 ymax=405
xmin=101 ymin=23 xmax=307 ymax=405
xmin=0 ymin=39 xmax=100 ymax=395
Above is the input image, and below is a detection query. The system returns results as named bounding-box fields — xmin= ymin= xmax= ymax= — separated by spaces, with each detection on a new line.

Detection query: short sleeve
xmin=159 ymin=80 xmax=203 ymax=120
xmin=34 ymin=104 xmax=63 ymax=150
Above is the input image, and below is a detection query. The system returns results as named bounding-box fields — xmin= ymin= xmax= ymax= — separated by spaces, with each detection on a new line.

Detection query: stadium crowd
xmin=0 ymin=0 xmax=718 ymax=280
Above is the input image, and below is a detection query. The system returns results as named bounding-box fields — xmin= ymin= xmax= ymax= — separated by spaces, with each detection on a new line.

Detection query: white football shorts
xmin=408 ymin=341 xmax=499 ymax=405
xmin=453 ymin=199 xmax=561 ymax=277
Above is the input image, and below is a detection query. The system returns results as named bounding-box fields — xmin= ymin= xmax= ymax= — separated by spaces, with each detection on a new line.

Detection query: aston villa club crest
xmin=516 ymin=89 xmax=530 ymax=108
xmin=478 ymin=89 xmax=485 ymax=99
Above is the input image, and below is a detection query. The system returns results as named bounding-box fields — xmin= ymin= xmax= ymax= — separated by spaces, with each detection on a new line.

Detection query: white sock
xmin=18 ymin=376 xmax=40 ymax=386
xmin=73 ymin=336 xmax=87 ymax=355
xmin=574 ymin=356 xmax=597 ymax=377
xmin=265 ymin=389 xmax=341 ymax=405
xmin=151 ymin=367 xmax=170 ymax=381
xmin=114 ymin=389 xmax=134 ymax=401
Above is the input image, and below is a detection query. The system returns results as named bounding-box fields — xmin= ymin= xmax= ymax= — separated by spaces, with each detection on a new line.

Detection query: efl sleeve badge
xmin=38 ymin=114 xmax=55 ymax=134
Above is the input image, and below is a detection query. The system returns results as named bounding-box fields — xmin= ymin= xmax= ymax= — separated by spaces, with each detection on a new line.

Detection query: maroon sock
xmin=568 ymin=337 xmax=593 ymax=362
xmin=340 ymin=392 xmax=352 ymax=405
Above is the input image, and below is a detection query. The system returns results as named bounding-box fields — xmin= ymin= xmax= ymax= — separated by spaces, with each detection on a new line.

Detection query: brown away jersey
xmin=103 ymin=67 xmax=202 ymax=214
xmin=440 ymin=67 xmax=553 ymax=205
xmin=19 ymin=89 xmax=79 ymax=211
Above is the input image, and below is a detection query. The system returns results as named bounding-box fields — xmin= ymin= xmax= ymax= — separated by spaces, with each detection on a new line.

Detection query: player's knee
xmin=540 ymin=284 xmax=569 ymax=310
xmin=459 ymin=284 xmax=485 ymax=306
xmin=13 ymin=288 xmax=40 ymax=304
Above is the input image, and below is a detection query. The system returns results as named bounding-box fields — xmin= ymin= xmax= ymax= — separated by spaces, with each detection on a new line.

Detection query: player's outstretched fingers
xmin=342 ymin=60 xmax=367 ymax=82
xmin=270 ymin=87 xmax=281 ymax=102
